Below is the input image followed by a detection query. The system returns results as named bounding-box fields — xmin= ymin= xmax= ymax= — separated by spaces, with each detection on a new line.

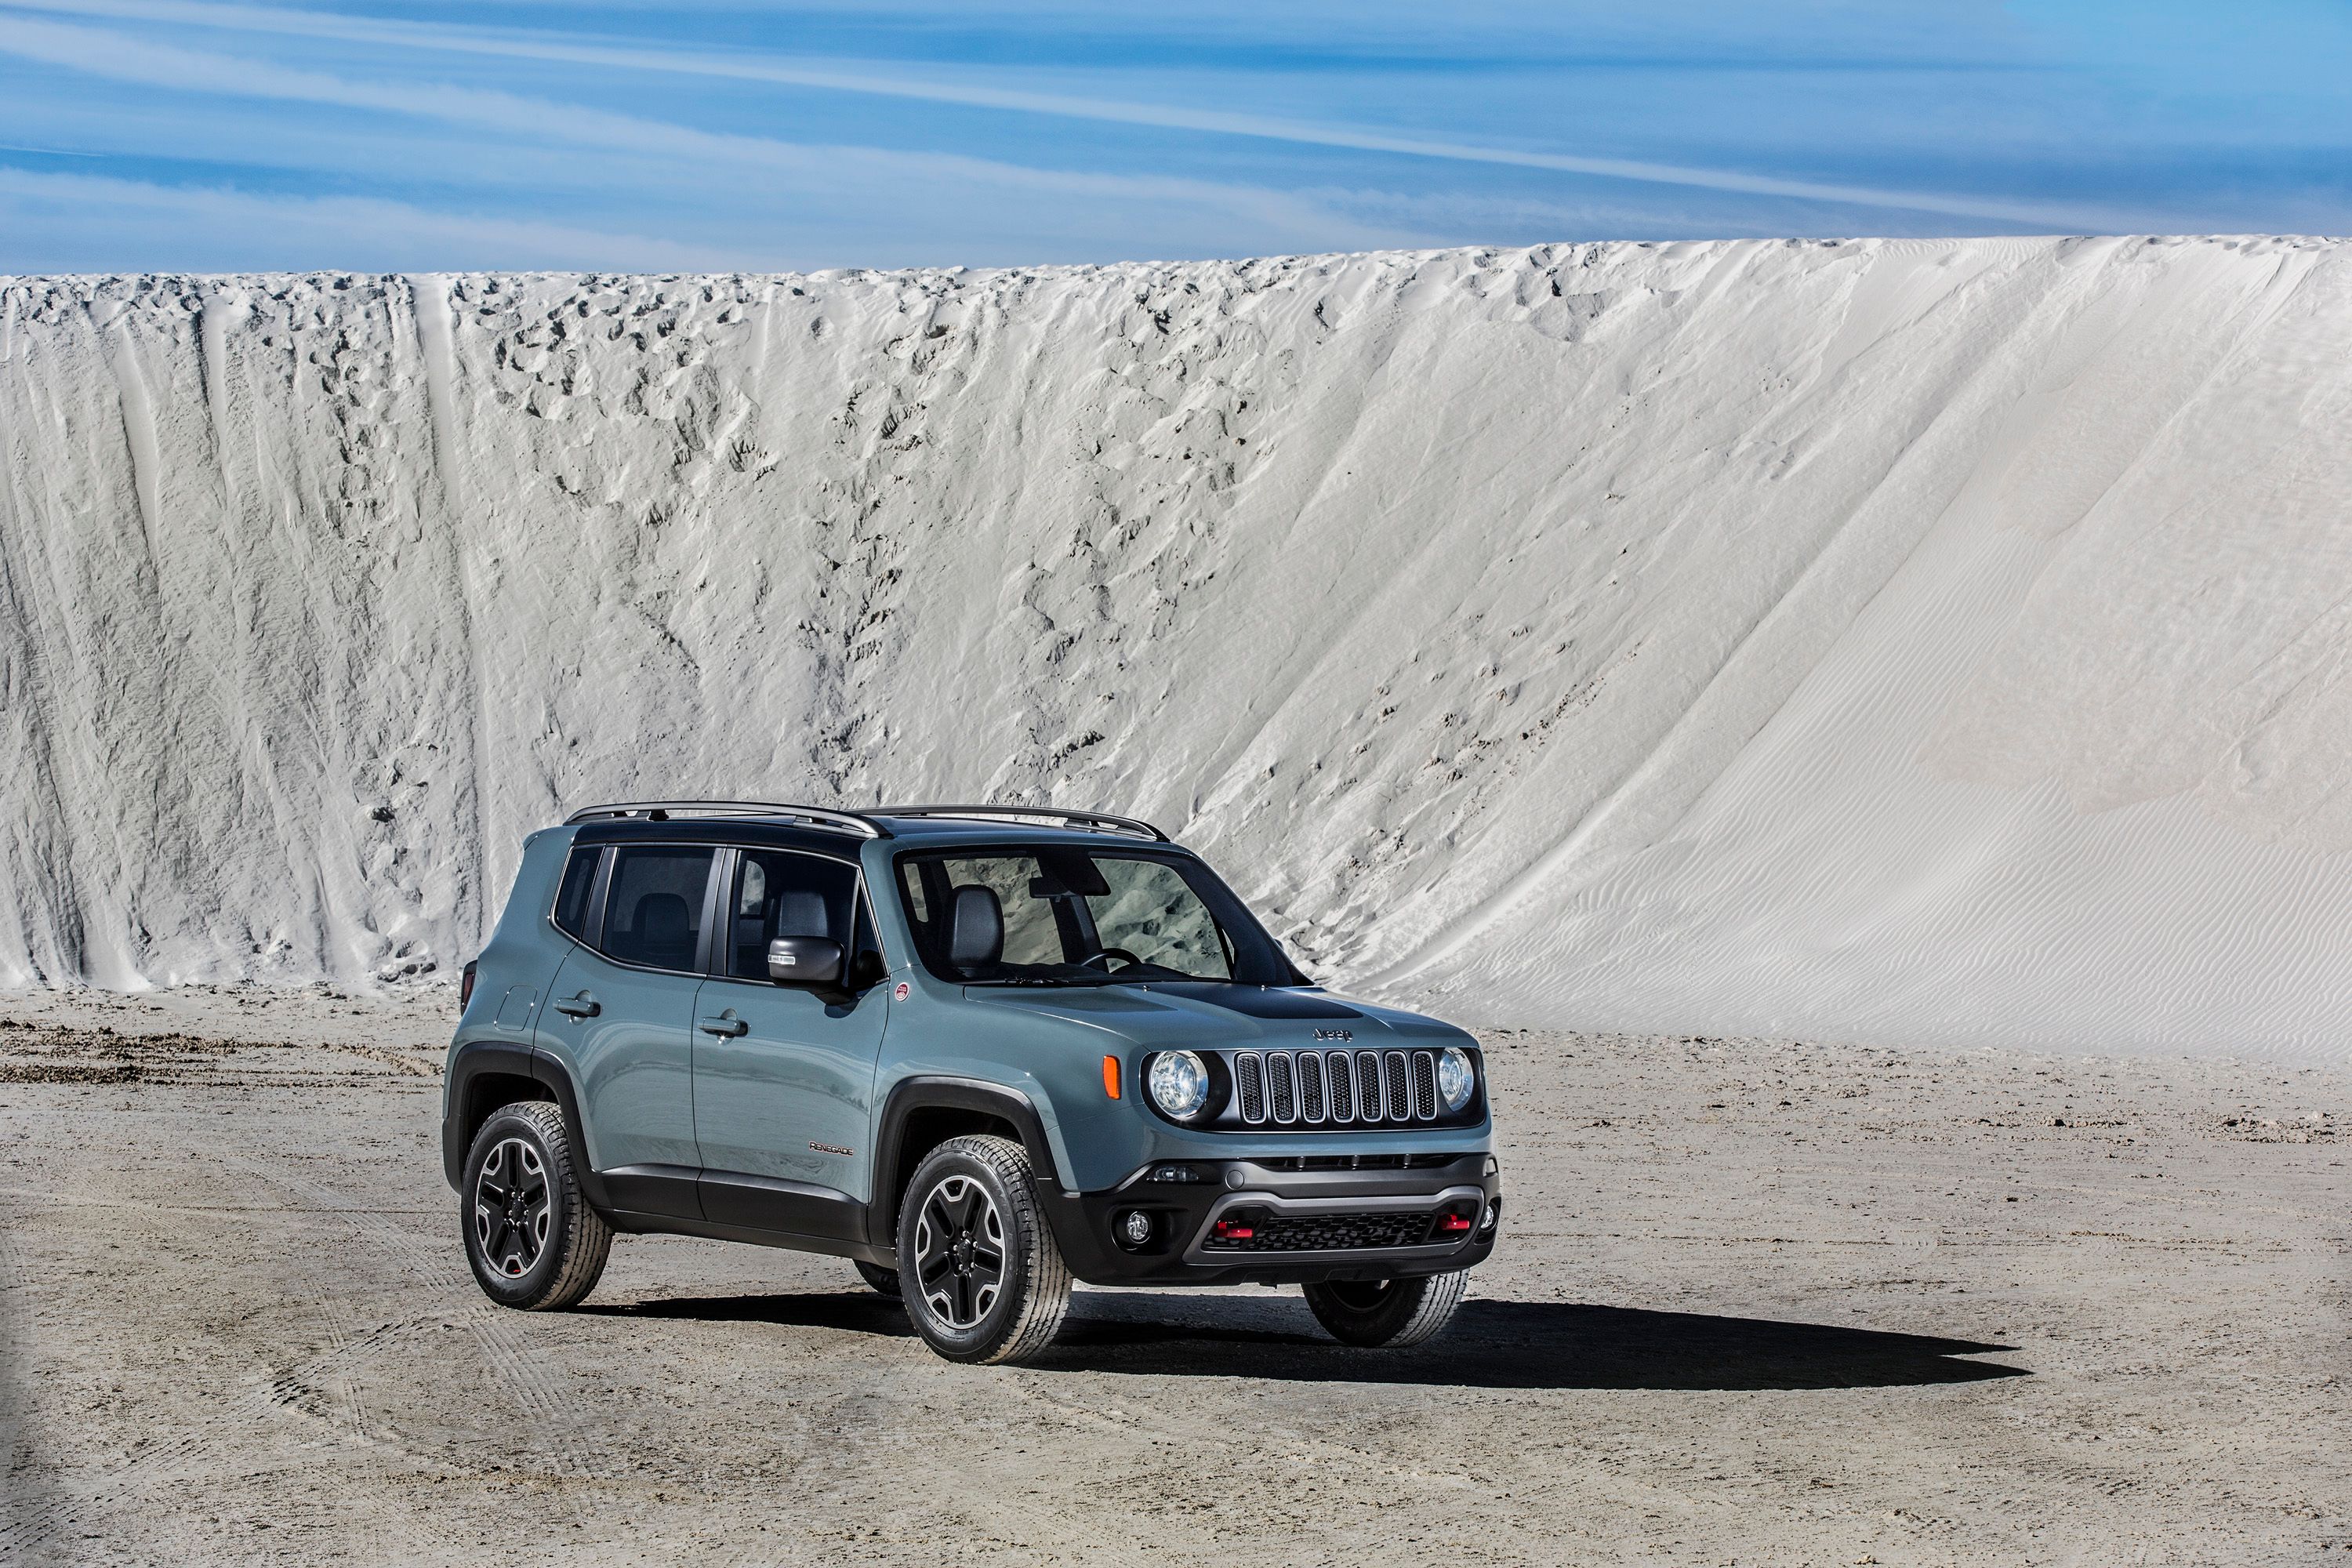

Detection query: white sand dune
xmin=2 ymin=237 xmax=2347 ymax=1057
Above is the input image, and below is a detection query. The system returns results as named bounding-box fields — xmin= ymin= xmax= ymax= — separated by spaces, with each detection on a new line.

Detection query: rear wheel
xmin=895 ymin=1134 xmax=1070 ymax=1364
xmin=460 ymin=1101 xmax=612 ymax=1311
xmin=1303 ymin=1269 xmax=1468 ymax=1348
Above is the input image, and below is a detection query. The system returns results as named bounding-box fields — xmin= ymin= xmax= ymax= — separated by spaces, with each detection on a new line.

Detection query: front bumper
xmin=1043 ymin=1152 xmax=1501 ymax=1287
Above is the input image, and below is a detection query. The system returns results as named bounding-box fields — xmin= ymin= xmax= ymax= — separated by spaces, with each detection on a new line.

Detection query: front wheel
xmin=460 ymin=1100 xmax=612 ymax=1311
xmin=1303 ymin=1270 xmax=1469 ymax=1348
xmin=895 ymin=1134 xmax=1070 ymax=1363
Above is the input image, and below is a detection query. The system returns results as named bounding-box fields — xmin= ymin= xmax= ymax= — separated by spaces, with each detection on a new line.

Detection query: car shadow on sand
xmin=584 ymin=1291 xmax=2025 ymax=1392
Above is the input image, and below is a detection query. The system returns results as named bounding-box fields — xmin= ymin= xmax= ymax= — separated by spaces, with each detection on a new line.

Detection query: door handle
xmin=553 ymin=993 xmax=600 ymax=1019
xmin=699 ymin=1013 xmax=749 ymax=1037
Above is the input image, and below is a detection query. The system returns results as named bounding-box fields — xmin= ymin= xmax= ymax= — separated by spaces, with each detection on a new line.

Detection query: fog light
xmin=1479 ymin=1199 xmax=1501 ymax=1235
xmin=1117 ymin=1210 xmax=1153 ymax=1249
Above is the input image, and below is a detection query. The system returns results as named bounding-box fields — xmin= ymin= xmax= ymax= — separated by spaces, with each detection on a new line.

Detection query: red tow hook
xmin=1211 ymin=1218 xmax=1255 ymax=1241
xmin=1436 ymin=1210 xmax=1475 ymax=1234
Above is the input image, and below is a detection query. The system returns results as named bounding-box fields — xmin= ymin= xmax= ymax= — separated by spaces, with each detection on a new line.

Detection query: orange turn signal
xmin=1102 ymin=1055 xmax=1121 ymax=1099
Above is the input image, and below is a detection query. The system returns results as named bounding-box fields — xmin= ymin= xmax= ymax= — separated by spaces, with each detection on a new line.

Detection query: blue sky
xmin=0 ymin=1 xmax=2346 ymax=272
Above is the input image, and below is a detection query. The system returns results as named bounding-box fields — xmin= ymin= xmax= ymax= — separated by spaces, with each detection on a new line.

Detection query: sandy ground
xmin=0 ymin=985 xmax=2346 ymax=1566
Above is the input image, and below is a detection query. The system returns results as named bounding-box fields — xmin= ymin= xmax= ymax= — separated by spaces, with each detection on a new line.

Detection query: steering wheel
xmin=1076 ymin=946 xmax=1144 ymax=973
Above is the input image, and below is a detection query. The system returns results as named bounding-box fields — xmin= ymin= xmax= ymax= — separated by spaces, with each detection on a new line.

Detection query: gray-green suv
xmin=443 ymin=802 xmax=1501 ymax=1363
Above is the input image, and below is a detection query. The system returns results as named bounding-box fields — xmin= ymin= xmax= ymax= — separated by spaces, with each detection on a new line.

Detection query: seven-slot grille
xmin=1231 ymin=1048 xmax=1447 ymax=1127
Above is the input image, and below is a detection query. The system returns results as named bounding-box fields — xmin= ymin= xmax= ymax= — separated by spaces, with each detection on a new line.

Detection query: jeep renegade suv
xmin=443 ymin=802 xmax=1501 ymax=1363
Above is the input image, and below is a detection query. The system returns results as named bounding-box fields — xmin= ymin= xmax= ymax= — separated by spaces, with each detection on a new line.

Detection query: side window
xmin=600 ymin=847 xmax=715 ymax=971
xmin=726 ymin=850 xmax=862 ymax=980
xmin=551 ymin=846 xmax=602 ymax=940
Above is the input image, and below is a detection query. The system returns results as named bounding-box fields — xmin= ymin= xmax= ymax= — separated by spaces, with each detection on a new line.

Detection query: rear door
xmin=691 ymin=845 xmax=891 ymax=1242
xmin=538 ymin=843 xmax=719 ymax=1218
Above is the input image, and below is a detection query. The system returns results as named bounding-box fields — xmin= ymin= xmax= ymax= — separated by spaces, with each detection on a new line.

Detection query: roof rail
xmin=562 ymin=800 xmax=890 ymax=838
xmin=874 ymin=804 xmax=1168 ymax=842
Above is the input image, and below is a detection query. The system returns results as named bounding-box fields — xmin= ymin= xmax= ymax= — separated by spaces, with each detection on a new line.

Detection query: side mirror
xmin=767 ymin=936 xmax=844 ymax=987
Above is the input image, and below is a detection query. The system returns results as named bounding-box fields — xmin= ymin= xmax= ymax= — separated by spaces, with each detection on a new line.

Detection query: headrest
xmin=635 ymin=891 xmax=690 ymax=938
xmin=774 ymin=889 xmax=830 ymax=938
xmin=946 ymin=884 xmax=1004 ymax=972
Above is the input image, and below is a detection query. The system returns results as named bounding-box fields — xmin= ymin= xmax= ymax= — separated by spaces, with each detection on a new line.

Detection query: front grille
xmin=1201 ymin=1209 xmax=1434 ymax=1252
xmin=1224 ymin=1048 xmax=1454 ymax=1129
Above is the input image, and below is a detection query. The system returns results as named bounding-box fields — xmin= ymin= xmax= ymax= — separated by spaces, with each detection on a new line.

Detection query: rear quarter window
xmin=552 ymin=846 xmax=602 ymax=940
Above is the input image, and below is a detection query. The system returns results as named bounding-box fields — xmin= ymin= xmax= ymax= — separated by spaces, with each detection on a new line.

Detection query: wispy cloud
xmin=0 ymin=165 xmax=740 ymax=271
xmin=0 ymin=11 xmax=1403 ymax=252
xmin=5 ymin=0 xmax=2126 ymax=228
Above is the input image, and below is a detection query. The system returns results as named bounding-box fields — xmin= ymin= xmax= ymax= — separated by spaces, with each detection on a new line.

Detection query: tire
xmin=895 ymin=1134 xmax=1070 ymax=1364
xmin=854 ymin=1260 xmax=903 ymax=1298
xmin=460 ymin=1100 xmax=612 ymax=1311
xmin=1303 ymin=1269 xmax=1470 ymax=1348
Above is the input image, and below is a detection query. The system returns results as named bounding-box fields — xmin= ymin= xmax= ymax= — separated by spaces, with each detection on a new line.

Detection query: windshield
xmin=894 ymin=846 xmax=1298 ymax=986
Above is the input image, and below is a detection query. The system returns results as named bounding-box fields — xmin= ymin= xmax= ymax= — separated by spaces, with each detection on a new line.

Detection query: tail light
xmin=460 ymin=960 xmax=478 ymax=1011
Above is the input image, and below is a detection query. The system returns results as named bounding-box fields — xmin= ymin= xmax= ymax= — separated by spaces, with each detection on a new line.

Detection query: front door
xmin=537 ymin=843 xmax=718 ymax=1218
xmin=692 ymin=846 xmax=890 ymax=1242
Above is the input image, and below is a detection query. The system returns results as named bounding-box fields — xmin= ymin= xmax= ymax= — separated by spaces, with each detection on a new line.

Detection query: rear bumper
xmin=1043 ymin=1152 xmax=1501 ymax=1287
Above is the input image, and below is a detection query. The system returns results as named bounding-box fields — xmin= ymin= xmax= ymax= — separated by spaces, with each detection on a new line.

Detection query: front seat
xmin=632 ymin=891 xmax=694 ymax=969
xmin=741 ymin=888 xmax=832 ymax=975
xmin=774 ymin=889 xmax=831 ymax=938
xmin=946 ymin=885 xmax=1004 ymax=975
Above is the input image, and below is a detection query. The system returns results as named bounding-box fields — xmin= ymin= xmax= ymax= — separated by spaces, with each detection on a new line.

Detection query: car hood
xmin=962 ymin=982 xmax=1475 ymax=1051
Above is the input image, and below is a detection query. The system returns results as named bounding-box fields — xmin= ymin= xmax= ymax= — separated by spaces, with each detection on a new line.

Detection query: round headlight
xmin=1147 ymin=1051 xmax=1211 ymax=1120
xmin=1437 ymin=1046 xmax=1476 ymax=1112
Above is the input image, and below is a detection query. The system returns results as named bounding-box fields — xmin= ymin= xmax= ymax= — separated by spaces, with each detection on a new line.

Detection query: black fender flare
xmin=442 ymin=1039 xmax=613 ymax=1214
xmin=866 ymin=1076 xmax=1068 ymax=1254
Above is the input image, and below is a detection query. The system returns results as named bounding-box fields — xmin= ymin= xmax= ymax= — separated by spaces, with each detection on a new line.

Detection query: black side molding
xmin=698 ymin=1170 xmax=866 ymax=1242
xmin=598 ymin=1163 xmax=704 ymax=1221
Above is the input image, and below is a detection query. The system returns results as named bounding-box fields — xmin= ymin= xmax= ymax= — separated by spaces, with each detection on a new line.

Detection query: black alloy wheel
xmin=913 ymin=1173 xmax=1004 ymax=1328
xmin=474 ymin=1135 xmax=550 ymax=1277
